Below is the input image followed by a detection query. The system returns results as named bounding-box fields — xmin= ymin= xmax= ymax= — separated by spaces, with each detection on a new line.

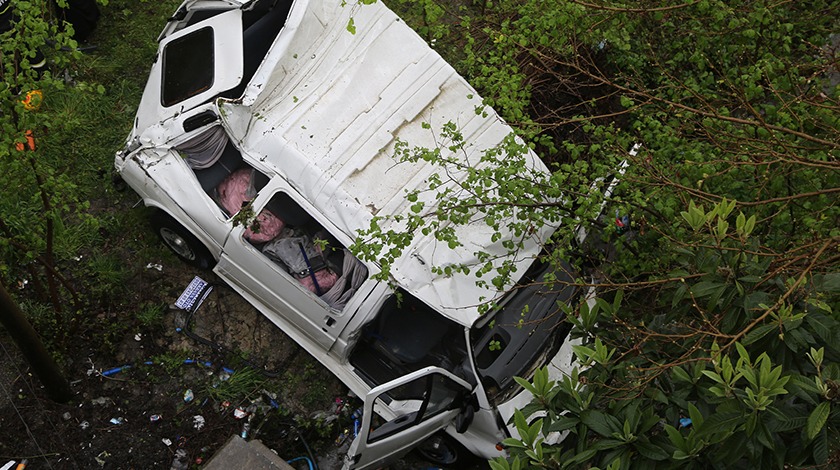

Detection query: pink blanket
xmin=299 ymin=269 xmax=339 ymax=294
xmin=217 ymin=168 xmax=284 ymax=243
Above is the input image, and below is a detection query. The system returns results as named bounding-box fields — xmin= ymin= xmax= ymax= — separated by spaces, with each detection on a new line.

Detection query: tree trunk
xmin=0 ymin=280 xmax=72 ymax=403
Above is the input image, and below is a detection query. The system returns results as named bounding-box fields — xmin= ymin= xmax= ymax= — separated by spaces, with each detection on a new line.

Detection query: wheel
xmin=150 ymin=211 xmax=214 ymax=269
xmin=415 ymin=433 xmax=464 ymax=467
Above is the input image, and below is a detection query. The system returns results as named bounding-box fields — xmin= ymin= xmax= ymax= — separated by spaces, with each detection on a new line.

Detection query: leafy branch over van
xmin=369 ymin=0 xmax=839 ymax=467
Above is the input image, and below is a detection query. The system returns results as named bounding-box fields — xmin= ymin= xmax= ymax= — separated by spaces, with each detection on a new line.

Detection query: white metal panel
xmin=134 ymin=9 xmax=244 ymax=137
xmin=221 ymin=0 xmax=554 ymax=326
xmin=344 ymin=367 xmax=473 ymax=470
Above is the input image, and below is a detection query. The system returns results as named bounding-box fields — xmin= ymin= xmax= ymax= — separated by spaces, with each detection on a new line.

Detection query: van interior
xmin=178 ymin=128 xmax=368 ymax=309
xmin=350 ymin=290 xmax=473 ymax=389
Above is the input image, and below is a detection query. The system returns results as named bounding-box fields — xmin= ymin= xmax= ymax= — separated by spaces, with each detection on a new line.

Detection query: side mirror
xmin=454 ymin=402 xmax=475 ymax=434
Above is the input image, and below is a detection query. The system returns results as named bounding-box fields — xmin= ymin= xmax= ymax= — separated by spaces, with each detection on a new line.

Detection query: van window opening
xmin=350 ymin=290 xmax=472 ymax=389
xmin=162 ymin=26 xmax=215 ymax=107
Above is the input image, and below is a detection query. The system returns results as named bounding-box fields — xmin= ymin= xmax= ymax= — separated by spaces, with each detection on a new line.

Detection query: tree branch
xmin=567 ymin=0 xmax=702 ymax=13
xmin=724 ymin=238 xmax=835 ymax=349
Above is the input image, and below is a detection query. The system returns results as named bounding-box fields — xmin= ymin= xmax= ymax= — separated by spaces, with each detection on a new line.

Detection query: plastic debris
xmin=679 ymin=418 xmax=692 ymax=428
xmin=0 ymin=461 xmax=15 ymax=470
xmin=150 ymin=414 xmax=162 ymax=423
xmin=175 ymin=276 xmax=211 ymax=311
xmin=311 ymin=410 xmax=339 ymax=425
xmin=91 ymin=397 xmax=112 ymax=406
xmin=615 ymin=210 xmax=630 ymax=235
xmin=219 ymin=400 xmax=231 ymax=412
xmin=241 ymin=408 xmax=257 ymax=439
xmin=183 ymin=389 xmax=194 ymax=403
xmin=312 ymin=397 xmax=347 ymax=425
xmin=80 ymin=421 xmax=90 ymax=430
xmin=95 ymin=451 xmax=110 ymax=467
xmin=62 ymin=412 xmax=72 ymax=421
xmin=233 ymin=407 xmax=248 ymax=419
xmin=192 ymin=415 xmax=205 ymax=430
xmin=101 ymin=365 xmax=131 ymax=377
xmin=335 ymin=428 xmax=350 ymax=446
xmin=109 ymin=417 xmax=124 ymax=425
xmin=170 ymin=449 xmax=189 ymax=470
xmin=263 ymin=393 xmax=279 ymax=409
xmin=134 ymin=333 xmax=142 ymax=341
xmin=145 ymin=263 xmax=163 ymax=271
xmin=162 ymin=438 xmax=172 ymax=447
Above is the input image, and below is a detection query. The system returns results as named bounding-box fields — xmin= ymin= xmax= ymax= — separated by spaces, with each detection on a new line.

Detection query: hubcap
xmin=418 ymin=436 xmax=457 ymax=465
xmin=160 ymin=228 xmax=196 ymax=261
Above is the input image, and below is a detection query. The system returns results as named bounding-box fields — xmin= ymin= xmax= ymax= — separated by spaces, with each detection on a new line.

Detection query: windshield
xmin=470 ymin=257 xmax=578 ymax=404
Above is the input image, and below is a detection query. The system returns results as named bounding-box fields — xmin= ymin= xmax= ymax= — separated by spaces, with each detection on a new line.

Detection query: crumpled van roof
xmin=221 ymin=0 xmax=554 ymax=326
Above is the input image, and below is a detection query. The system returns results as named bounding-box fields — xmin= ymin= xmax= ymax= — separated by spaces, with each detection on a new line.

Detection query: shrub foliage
xmin=366 ymin=0 xmax=839 ymax=468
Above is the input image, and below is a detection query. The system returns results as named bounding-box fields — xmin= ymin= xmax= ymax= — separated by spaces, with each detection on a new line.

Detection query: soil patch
xmin=0 ymin=256 xmax=480 ymax=469
xmin=0 ymin=260 xmax=346 ymax=469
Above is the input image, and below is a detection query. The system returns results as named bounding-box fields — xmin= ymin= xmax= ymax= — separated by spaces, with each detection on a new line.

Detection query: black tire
xmin=150 ymin=211 xmax=214 ymax=269
xmin=415 ymin=433 xmax=470 ymax=467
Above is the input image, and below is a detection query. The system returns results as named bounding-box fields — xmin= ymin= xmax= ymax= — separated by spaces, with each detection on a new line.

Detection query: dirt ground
xmin=1 ymin=262 xmax=335 ymax=468
xmin=0 ymin=256 xmax=469 ymax=469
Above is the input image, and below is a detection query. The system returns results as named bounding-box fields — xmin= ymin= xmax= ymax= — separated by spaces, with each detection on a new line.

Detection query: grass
xmin=149 ymin=349 xmax=193 ymax=374
xmin=136 ymin=301 xmax=165 ymax=326
xmin=42 ymin=0 xmax=182 ymax=200
xmin=18 ymin=298 xmax=58 ymax=332
xmin=205 ymin=366 xmax=268 ymax=403
xmin=84 ymin=251 xmax=131 ymax=297
xmin=52 ymin=215 xmax=103 ymax=261
xmin=6 ymin=0 xmax=187 ymax=334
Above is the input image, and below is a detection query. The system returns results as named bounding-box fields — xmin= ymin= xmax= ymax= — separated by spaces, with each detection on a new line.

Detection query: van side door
xmin=134 ymin=9 xmax=244 ymax=131
xmin=214 ymin=177 xmax=371 ymax=352
xmin=343 ymin=367 xmax=473 ymax=470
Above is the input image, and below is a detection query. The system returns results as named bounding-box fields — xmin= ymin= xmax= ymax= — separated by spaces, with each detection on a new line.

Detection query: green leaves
xmin=489 ymin=456 xmax=524 ymax=470
xmin=580 ymin=410 xmax=622 ymax=438
xmin=703 ymin=352 xmax=742 ymax=398
xmin=572 ymin=337 xmax=615 ymax=367
xmin=735 ymin=212 xmax=756 ymax=241
xmin=806 ymin=402 xmax=830 ymax=440
xmin=501 ymin=410 xmax=547 ymax=466
xmin=680 ymin=199 xmax=747 ymax=245
xmin=1 ymin=0 xmax=114 ymax=336
xmin=361 ymin=2 xmax=839 ymax=468
xmin=513 ymin=366 xmax=556 ymax=404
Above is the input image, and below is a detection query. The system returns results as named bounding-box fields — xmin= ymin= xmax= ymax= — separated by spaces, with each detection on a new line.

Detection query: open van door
xmin=343 ymin=367 xmax=473 ymax=470
xmin=134 ymin=8 xmax=244 ymax=131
